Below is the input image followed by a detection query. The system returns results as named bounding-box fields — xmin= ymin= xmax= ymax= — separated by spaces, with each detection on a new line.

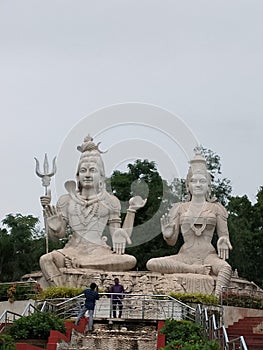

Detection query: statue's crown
xmin=77 ymin=135 xmax=103 ymax=154
xmin=189 ymin=146 xmax=207 ymax=174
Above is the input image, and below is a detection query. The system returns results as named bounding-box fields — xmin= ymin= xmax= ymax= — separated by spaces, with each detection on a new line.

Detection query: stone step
xmin=57 ymin=319 xmax=158 ymax=350
xmin=227 ymin=317 xmax=263 ymax=350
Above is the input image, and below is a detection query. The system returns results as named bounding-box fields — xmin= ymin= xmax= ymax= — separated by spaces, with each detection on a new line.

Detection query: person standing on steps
xmin=110 ymin=278 xmax=125 ymax=318
xmin=75 ymin=282 xmax=99 ymax=332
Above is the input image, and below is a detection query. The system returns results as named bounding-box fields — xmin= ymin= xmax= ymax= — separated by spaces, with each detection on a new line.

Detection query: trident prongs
xmin=34 ymin=153 xmax=57 ymax=195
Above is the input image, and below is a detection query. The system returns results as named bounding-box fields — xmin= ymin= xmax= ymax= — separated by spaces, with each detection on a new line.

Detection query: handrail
xmin=36 ymin=292 xmax=196 ymax=321
xmin=0 ymin=310 xmax=23 ymax=333
xmin=21 ymin=302 xmax=40 ymax=316
xmin=0 ymin=281 xmax=38 ymax=286
xmin=228 ymin=335 xmax=248 ymax=350
xmin=196 ymin=304 xmax=248 ymax=350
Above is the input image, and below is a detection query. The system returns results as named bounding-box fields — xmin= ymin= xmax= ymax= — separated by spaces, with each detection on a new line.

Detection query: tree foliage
xmin=107 ymin=159 xmax=178 ymax=269
xmin=171 ymin=147 xmax=232 ymax=205
xmin=227 ymin=189 xmax=263 ymax=288
xmin=0 ymin=214 xmax=63 ymax=282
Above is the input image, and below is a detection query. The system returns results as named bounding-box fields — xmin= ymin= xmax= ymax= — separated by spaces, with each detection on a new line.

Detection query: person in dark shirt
xmin=75 ymin=282 xmax=99 ymax=332
xmin=109 ymin=278 xmax=125 ymax=318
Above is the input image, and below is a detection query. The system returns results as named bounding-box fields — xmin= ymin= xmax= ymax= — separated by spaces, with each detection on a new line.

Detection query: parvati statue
xmin=146 ymin=148 xmax=232 ymax=296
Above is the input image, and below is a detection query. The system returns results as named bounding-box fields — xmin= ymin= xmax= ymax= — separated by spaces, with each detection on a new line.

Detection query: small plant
xmin=162 ymin=339 xmax=220 ymax=349
xmin=7 ymin=284 xmax=16 ymax=303
xmin=7 ymin=312 xmax=66 ymax=340
xmin=160 ymin=319 xmax=220 ymax=350
xmin=0 ymin=282 xmax=41 ymax=302
xmin=222 ymin=291 xmax=263 ymax=309
xmin=37 ymin=286 xmax=83 ymax=300
xmin=0 ymin=334 xmax=16 ymax=350
xmin=160 ymin=319 xmax=202 ymax=344
xmin=169 ymin=292 xmax=219 ymax=305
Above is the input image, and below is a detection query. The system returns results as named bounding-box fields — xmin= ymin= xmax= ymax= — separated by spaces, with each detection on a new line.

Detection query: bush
xmin=7 ymin=312 xmax=66 ymax=340
xmin=222 ymin=291 xmax=263 ymax=309
xmin=169 ymin=292 xmax=219 ymax=305
xmin=0 ymin=334 xmax=16 ymax=350
xmin=162 ymin=339 xmax=221 ymax=350
xmin=160 ymin=319 xmax=220 ymax=350
xmin=0 ymin=282 xmax=42 ymax=302
xmin=37 ymin=286 xmax=83 ymax=300
xmin=160 ymin=319 xmax=202 ymax=344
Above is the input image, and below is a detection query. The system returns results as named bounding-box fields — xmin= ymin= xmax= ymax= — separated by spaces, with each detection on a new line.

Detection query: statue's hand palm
xmin=112 ymin=228 xmax=132 ymax=255
xmin=161 ymin=214 xmax=174 ymax=238
xmin=217 ymin=236 xmax=232 ymax=260
xmin=45 ymin=206 xmax=63 ymax=233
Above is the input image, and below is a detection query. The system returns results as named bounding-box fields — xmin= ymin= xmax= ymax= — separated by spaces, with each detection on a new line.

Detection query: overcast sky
xmin=1 ymin=0 xmax=263 ymax=225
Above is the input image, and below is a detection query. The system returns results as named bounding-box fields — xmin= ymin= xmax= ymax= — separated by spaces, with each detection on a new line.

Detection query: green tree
xmin=227 ymin=190 xmax=263 ymax=288
xmin=202 ymin=147 xmax=232 ymax=205
xmin=171 ymin=147 xmax=232 ymax=205
xmin=0 ymin=214 xmax=63 ymax=282
xmin=0 ymin=214 xmax=39 ymax=281
xmin=107 ymin=159 xmax=177 ymax=269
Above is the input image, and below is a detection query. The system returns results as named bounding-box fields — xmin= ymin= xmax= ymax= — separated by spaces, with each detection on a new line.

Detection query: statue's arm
xmin=162 ymin=203 xmax=180 ymax=246
xmin=108 ymin=195 xmax=146 ymax=254
xmin=216 ymin=203 xmax=232 ymax=260
xmin=122 ymin=196 xmax=147 ymax=236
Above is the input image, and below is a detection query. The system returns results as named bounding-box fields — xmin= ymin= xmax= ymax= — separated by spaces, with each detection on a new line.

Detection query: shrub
xmin=37 ymin=286 xmax=83 ymax=300
xmin=222 ymin=291 xmax=263 ymax=309
xmin=0 ymin=282 xmax=41 ymax=302
xmin=7 ymin=312 xmax=66 ymax=340
xmin=160 ymin=319 xmax=202 ymax=344
xmin=160 ymin=319 xmax=221 ymax=350
xmin=0 ymin=334 xmax=16 ymax=350
xmin=162 ymin=339 xmax=220 ymax=350
xmin=169 ymin=292 xmax=219 ymax=305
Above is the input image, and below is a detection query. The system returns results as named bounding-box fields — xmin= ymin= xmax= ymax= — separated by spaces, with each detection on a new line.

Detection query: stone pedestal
xmin=58 ymin=268 xmax=216 ymax=295
xmin=24 ymin=269 xmax=216 ymax=295
xmin=22 ymin=268 xmax=261 ymax=296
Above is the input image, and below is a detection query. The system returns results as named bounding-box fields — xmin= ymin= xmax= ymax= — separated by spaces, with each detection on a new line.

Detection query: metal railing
xmin=0 ymin=292 xmax=195 ymax=333
xmin=0 ymin=302 xmax=39 ymax=333
xmin=196 ymin=304 xmax=248 ymax=350
xmin=36 ymin=292 xmax=196 ymax=322
xmin=0 ymin=280 xmax=40 ymax=301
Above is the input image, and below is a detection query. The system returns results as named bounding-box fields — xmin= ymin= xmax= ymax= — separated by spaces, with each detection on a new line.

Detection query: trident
xmin=34 ymin=154 xmax=57 ymax=253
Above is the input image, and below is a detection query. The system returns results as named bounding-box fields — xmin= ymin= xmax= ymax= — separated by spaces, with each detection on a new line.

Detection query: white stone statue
xmin=146 ymin=148 xmax=233 ymax=296
xmin=39 ymin=135 xmax=146 ymax=286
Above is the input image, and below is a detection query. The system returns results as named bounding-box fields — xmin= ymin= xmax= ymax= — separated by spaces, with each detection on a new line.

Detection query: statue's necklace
xmin=190 ymin=217 xmax=207 ymax=236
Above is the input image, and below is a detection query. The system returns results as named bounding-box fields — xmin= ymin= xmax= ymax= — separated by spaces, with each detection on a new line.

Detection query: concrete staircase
xmin=57 ymin=318 xmax=159 ymax=350
xmin=227 ymin=317 xmax=263 ymax=350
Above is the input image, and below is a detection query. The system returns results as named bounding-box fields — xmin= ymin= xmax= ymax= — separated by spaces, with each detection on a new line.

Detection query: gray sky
xmin=1 ymin=0 xmax=263 ymax=225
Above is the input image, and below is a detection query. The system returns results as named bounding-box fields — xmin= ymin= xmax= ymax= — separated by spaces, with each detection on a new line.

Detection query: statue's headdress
xmin=76 ymin=135 xmax=105 ymax=177
xmin=188 ymin=146 xmax=208 ymax=176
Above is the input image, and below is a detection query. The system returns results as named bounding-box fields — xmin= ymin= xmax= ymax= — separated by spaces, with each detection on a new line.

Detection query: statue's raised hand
xmin=217 ymin=236 xmax=232 ymax=260
xmin=160 ymin=213 xmax=174 ymax=239
xmin=128 ymin=196 xmax=147 ymax=211
xmin=44 ymin=205 xmax=64 ymax=235
xmin=112 ymin=228 xmax=132 ymax=255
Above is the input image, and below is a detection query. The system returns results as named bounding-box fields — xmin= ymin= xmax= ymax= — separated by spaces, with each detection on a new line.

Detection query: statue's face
xmin=78 ymin=161 xmax=101 ymax=190
xmin=189 ymin=173 xmax=208 ymax=197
